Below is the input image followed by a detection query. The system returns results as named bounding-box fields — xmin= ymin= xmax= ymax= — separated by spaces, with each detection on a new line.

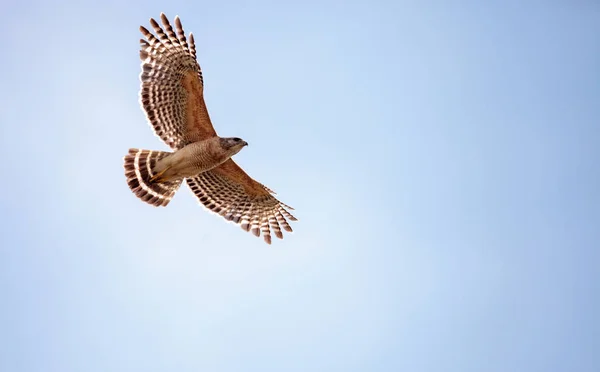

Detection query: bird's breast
xmin=163 ymin=140 xmax=225 ymax=178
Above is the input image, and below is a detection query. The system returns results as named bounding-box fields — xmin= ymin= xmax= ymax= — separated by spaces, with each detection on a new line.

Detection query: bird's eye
xmin=233 ymin=138 xmax=241 ymax=142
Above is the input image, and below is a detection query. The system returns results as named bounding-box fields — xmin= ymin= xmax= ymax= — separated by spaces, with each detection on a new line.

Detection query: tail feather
xmin=123 ymin=148 xmax=182 ymax=207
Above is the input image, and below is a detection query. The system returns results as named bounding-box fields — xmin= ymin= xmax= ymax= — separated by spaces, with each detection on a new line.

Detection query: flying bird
xmin=123 ymin=13 xmax=296 ymax=244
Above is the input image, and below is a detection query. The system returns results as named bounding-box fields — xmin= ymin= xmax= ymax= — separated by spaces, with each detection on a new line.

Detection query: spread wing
xmin=139 ymin=13 xmax=216 ymax=150
xmin=187 ymin=160 xmax=297 ymax=244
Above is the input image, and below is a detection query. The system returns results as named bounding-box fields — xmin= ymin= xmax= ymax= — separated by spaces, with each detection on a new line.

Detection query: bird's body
xmin=152 ymin=137 xmax=246 ymax=181
xmin=123 ymin=13 xmax=296 ymax=244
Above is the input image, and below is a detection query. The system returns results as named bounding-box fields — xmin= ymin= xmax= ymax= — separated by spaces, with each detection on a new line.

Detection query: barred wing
xmin=139 ymin=13 xmax=216 ymax=150
xmin=187 ymin=160 xmax=297 ymax=244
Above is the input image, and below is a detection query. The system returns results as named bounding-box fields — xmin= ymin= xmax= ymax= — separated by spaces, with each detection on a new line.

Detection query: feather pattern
xmin=139 ymin=13 xmax=214 ymax=150
xmin=124 ymin=148 xmax=183 ymax=206
xmin=187 ymin=171 xmax=297 ymax=244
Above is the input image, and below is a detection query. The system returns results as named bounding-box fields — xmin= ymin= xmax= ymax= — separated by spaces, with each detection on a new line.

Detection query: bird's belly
xmin=169 ymin=157 xmax=217 ymax=178
xmin=157 ymin=142 xmax=223 ymax=179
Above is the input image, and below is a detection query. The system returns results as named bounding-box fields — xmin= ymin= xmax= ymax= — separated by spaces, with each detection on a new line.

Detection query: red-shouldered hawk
xmin=123 ymin=13 xmax=296 ymax=244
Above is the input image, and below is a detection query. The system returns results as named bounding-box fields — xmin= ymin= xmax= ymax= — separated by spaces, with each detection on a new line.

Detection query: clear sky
xmin=1 ymin=1 xmax=599 ymax=371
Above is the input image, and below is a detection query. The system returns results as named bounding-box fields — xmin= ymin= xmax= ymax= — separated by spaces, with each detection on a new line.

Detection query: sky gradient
xmin=1 ymin=1 xmax=599 ymax=371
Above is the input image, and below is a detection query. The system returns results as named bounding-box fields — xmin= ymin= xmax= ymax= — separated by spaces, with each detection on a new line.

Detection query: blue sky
xmin=1 ymin=1 xmax=599 ymax=371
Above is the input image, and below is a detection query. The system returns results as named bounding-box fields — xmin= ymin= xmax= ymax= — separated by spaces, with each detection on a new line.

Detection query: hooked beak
xmin=242 ymin=141 xmax=248 ymax=147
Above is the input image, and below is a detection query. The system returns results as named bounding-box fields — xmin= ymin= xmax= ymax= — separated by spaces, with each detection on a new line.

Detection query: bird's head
xmin=220 ymin=137 xmax=248 ymax=157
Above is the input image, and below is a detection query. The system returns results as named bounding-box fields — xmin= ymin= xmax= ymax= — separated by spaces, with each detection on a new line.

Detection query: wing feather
xmin=139 ymin=13 xmax=216 ymax=150
xmin=186 ymin=160 xmax=296 ymax=244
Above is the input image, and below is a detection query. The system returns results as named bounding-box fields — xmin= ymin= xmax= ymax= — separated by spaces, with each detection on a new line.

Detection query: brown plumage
xmin=124 ymin=148 xmax=182 ymax=207
xmin=123 ymin=13 xmax=296 ymax=244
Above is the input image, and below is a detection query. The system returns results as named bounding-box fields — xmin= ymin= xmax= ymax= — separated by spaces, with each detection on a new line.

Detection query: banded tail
xmin=123 ymin=148 xmax=182 ymax=207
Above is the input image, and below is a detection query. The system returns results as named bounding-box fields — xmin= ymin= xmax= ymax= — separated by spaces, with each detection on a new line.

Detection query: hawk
xmin=123 ymin=13 xmax=296 ymax=244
